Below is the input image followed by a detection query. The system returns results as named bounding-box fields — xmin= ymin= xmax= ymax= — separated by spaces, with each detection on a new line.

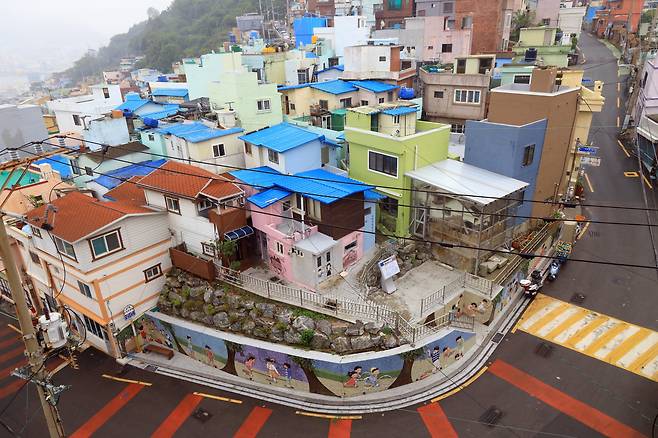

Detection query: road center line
xmin=584 ymin=173 xmax=594 ymax=193
xmin=617 ymin=140 xmax=631 ymax=157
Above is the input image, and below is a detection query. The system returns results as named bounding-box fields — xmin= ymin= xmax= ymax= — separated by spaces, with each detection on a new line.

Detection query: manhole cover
xmin=491 ymin=333 xmax=504 ymax=343
xmin=479 ymin=406 xmax=503 ymax=426
xmin=144 ymin=365 xmax=159 ymax=372
xmin=570 ymin=293 xmax=586 ymax=304
xmin=535 ymin=342 xmax=553 ymax=358
xmin=192 ymin=408 xmax=212 ymax=423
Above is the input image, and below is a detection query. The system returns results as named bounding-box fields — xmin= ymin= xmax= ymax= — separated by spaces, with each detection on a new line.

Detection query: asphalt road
xmin=0 ymin=33 xmax=656 ymax=438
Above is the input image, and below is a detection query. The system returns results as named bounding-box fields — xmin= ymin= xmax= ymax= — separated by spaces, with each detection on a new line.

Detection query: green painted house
xmin=512 ymin=27 xmax=571 ymax=68
xmin=345 ymin=103 xmax=450 ymax=237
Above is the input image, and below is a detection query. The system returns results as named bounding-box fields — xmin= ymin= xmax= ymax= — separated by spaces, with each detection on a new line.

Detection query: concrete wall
xmin=0 ymin=105 xmax=48 ymax=154
xmin=464 ymin=119 xmax=547 ymax=220
xmin=534 ymin=0 xmax=560 ymax=26
xmin=420 ymin=70 xmax=490 ymax=123
xmin=83 ymin=116 xmax=129 ymax=147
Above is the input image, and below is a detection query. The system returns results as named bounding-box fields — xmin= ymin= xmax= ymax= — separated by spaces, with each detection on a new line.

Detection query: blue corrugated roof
xmin=248 ymin=187 xmax=292 ymax=208
xmin=317 ymin=65 xmax=344 ymax=74
xmin=94 ymin=159 xmax=166 ymax=190
xmin=349 ymin=80 xmax=399 ymax=93
xmin=156 ymin=122 xmax=243 ymax=142
xmin=229 ymin=166 xmax=282 ymax=189
xmin=364 ymin=190 xmax=385 ymax=201
xmin=115 ymin=98 xmax=150 ymax=112
xmin=152 ymin=88 xmax=189 ymax=97
xmin=278 ymin=83 xmax=311 ymax=91
xmin=309 ymin=80 xmax=357 ymax=95
xmin=381 ymin=107 xmax=418 ymax=116
xmin=34 ymin=154 xmax=72 ymax=179
xmin=139 ymin=107 xmax=180 ymax=120
xmin=238 ymin=123 xmax=322 ymax=153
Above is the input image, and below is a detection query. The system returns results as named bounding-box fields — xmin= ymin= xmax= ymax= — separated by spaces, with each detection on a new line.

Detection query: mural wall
xmin=135 ymin=313 xmax=476 ymax=397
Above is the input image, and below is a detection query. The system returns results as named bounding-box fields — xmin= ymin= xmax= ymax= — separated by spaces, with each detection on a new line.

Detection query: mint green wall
xmin=346 ymin=118 xmax=449 ymax=237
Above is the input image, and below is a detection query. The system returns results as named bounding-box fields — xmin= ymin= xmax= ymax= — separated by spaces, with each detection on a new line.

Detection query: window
xmin=345 ymin=240 xmax=357 ymax=251
xmin=541 ymin=18 xmax=550 ymax=26
xmin=434 ymin=90 xmax=444 ymax=98
xmin=144 ymin=264 xmax=163 ymax=282
xmin=83 ymin=315 xmax=108 ymax=340
xmin=379 ymin=56 xmax=387 ymax=62
xmin=202 ymin=242 xmax=216 ymax=257
xmin=89 ymin=230 xmax=123 ymax=259
xmin=430 ymin=3 xmax=436 ymax=7
xmin=197 ymin=198 xmax=214 ymax=212
xmin=102 ymin=87 xmax=110 ymax=99
xmin=504 ymin=13 xmax=512 ymax=27
xmin=446 ymin=19 xmax=455 ymax=30
xmin=393 ymin=115 xmax=400 ymax=124
xmin=361 ymin=100 xmax=369 ymax=106
xmin=441 ymin=44 xmax=452 ymax=53
xmin=451 ymin=123 xmax=465 ymax=133
xmin=328 ymin=57 xmax=339 ymax=67
xmin=319 ymin=99 xmax=329 ymax=110
xmin=212 ymin=143 xmax=226 ymax=158
xmin=165 ymin=196 xmax=181 ymax=214
xmin=642 ymin=71 xmax=648 ymax=88
xmin=297 ymin=69 xmax=309 ymax=84
xmin=256 ymin=99 xmax=271 ymax=112
xmin=43 ymin=294 xmax=57 ymax=313
xmin=461 ymin=16 xmax=472 ymax=29
xmin=368 ymin=151 xmax=398 ymax=177
xmin=252 ymin=68 xmax=264 ymax=82
xmin=522 ymin=144 xmax=535 ymax=166
xmin=70 ymin=158 xmax=82 ymax=176
xmin=148 ymin=134 xmax=155 ymax=141
xmin=30 ymin=226 xmax=41 ymax=238
xmin=513 ymin=74 xmax=531 ymax=84
xmin=275 ymin=241 xmax=284 ymax=255
xmin=77 ymin=280 xmax=93 ymax=299
xmin=340 ymin=97 xmax=352 ymax=108
xmin=443 ymin=1 xmax=453 ymax=13
xmin=428 ymin=46 xmax=434 ymax=50
xmin=378 ymin=97 xmax=385 ymax=104
xmin=29 ymin=252 xmax=40 ymax=264
xmin=387 ymin=0 xmax=402 ymax=10
xmin=381 ymin=197 xmax=398 ymax=215
xmin=454 ymin=89 xmax=481 ymax=104
xmin=282 ymin=199 xmax=291 ymax=211
xmin=305 ymin=198 xmax=322 ymax=220
xmin=72 ymin=114 xmax=81 ymax=126
xmin=456 ymin=58 xmax=466 ymax=74
xmin=268 ymin=149 xmax=279 ymax=164
xmin=244 ymin=142 xmax=252 ymax=155
xmin=289 ymin=103 xmax=295 ymax=111
xmin=53 ymin=236 xmax=76 ymax=259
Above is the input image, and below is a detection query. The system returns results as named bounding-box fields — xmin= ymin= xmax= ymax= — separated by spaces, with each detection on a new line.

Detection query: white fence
xmin=419 ymin=272 xmax=498 ymax=319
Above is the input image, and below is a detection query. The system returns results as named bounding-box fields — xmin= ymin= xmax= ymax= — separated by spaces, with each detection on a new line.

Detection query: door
xmin=285 ymin=95 xmax=290 ymax=115
xmin=316 ymin=251 xmax=333 ymax=283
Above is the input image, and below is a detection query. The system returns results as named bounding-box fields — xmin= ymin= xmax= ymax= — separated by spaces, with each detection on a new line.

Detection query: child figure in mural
xmin=477 ymin=299 xmax=490 ymax=314
xmin=244 ymin=356 xmax=256 ymax=380
xmin=464 ymin=302 xmax=478 ymax=317
xmin=185 ymin=335 xmax=195 ymax=359
xmin=282 ymin=363 xmax=294 ymax=388
xmin=364 ymin=368 xmax=381 ymax=388
xmin=343 ymin=371 xmax=358 ymax=388
xmin=204 ymin=345 xmax=216 ymax=368
xmin=428 ymin=346 xmax=442 ymax=373
xmin=266 ymin=358 xmax=281 ymax=383
xmin=454 ymin=336 xmax=464 ymax=360
xmin=442 ymin=346 xmax=454 ymax=366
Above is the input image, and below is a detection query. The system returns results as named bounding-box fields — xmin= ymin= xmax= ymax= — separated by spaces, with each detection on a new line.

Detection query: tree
xmin=222 ymin=341 xmax=243 ymax=375
xmin=147 ymin=7 xmax=160 ymax=20
xmin=290 ymin=356 xmax=335 ymax=396
xmin=388 ymin=348 xmax=424 ymax=388
xmin=510 ymin=10 xmax=536 ymax=43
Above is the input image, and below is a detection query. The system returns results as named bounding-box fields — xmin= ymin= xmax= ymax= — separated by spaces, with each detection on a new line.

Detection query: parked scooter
xmin=520 ymin=269 xmax=543 ymax=299
xmin=546 ymin=260 xmax=560 ymax=281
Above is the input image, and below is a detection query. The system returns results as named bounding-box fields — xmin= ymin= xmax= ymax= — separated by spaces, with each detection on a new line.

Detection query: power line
xmin=46 ymin=136 xmax=658 ymax=214
xmin=17 ymin=149 xmax=658 ymax=271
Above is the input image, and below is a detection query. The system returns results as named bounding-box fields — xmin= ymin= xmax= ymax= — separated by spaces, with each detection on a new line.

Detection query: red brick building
xmin=375 ymin=0 xmax=416 ymax=30
xmin=456 ymin=0 xmax=517 ymax=54
xmin=593 ymin=0 xmax=644 ymax=38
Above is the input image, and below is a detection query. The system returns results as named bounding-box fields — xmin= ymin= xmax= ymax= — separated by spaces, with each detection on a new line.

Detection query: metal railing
xmin=217 ymin=264 xmax=477 ymax=345
xmin=419 ymin=272 xmax=498 ymax=319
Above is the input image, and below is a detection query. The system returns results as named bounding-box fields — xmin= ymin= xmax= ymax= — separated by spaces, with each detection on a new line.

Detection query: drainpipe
xmin=414 ymin=144 xmax=418 ymax=170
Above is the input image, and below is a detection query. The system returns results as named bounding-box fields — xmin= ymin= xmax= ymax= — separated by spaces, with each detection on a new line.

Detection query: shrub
xmin=180 ymin=286 xmax=191 ymax=299
xmin=292 ymin=308 xmax=325 ymax=320
xmin=299 ymin=329 xmax=315 ymax=347
xmin=381 ymin=326 xmax=393 ymax=336
xmin=182 ymin=300 xmax=202 ymax=312
xmin=274 ymin=321 xmax=288 ymax=332
xmin=203 ymin=304 xmax=217 ymax=316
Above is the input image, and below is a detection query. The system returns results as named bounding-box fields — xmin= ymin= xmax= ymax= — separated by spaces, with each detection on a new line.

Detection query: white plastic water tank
xmin=38 ymin=312 xmax=68 ymax=349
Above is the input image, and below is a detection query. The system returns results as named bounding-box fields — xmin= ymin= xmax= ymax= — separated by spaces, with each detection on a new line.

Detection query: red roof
xmin=26 ymin=191 xmax=155 ymax=242
xmin=137 ymin=161 xmax=242 ymax=200
xmin=104 ymin=176 xmax=146 ymax=206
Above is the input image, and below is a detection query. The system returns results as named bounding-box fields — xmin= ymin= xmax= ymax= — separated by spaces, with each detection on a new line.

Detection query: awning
xmin=224 ymin=225 xmax=254 ymax=241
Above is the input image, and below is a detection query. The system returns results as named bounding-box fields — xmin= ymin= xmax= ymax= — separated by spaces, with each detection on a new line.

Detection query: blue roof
xmin=229 ymin=166 xmax=282 ymax=189
xmin=278 ymin=83 xmax=311 ymax=91
xmin=34 ymin=154 xmax=72 ymax=179
xmin=115 ymin=98 xmax=150 ymax=112
xmin=309 ymin=80 xmax=357 ymax=95
xmin=336 ymin=132 xmax=345 ymax=140
xmin=94 ymin=159 xmax=166 ymax=190
xmin=349 ymin=80 xmax=399 ymax=93
xmin=139 ymin=106 xmax=180 ymax=120
xmin=317 ymin=65 xmax=344 ymax=74
xmin=381 ymin=107 xmax=418 ymax=116
xmin=225 ymin=225 xmax=255 ymax=241
xmin=151 ymin=88 xmax=189 ymax=98
xmin=156 ymin=122 xmax=243 ymax=142
xmin=364 ymin=189 xmax=385 ymax=201
xmin=238 ymin=123 xmax=322 ymax=153
xmin=248 ymin=187 xmax=292 ymax=208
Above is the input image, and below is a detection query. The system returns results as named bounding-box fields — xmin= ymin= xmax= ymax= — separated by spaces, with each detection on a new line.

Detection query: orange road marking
xmin=151 ymin=393 xmax=203 ymax=438
xmin=233 ymin=406 xmax=272 ymax=438
xmin=418 ymin=403 xmax=458 ymax=438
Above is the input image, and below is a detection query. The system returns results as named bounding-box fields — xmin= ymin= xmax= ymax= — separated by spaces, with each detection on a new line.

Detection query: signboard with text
xmin=580 ymin=156 xmax=601 ymax=167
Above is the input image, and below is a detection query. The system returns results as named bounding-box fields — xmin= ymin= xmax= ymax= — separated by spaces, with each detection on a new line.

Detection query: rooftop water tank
xmin=399 ymin=87 xmax=415 ymax=100
xmin=524 ymin=48 xmax=538 ymax=63
xmin=228 ymin=32 xmax=237 ymax=44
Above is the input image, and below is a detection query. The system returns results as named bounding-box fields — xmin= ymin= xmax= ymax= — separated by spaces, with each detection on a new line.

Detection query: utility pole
xmin=0 ymin=218 xmax=65 ymax=437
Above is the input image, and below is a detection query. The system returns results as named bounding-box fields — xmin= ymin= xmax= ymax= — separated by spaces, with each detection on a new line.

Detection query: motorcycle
xmin=546 ymin=260 xmax=560 ymax=281
xmin=520 ymin=269 xmax=543 ymax=299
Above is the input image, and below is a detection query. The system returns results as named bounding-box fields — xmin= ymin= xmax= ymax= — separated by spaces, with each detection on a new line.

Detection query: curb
xmin=128 ymin=296 xmax=529 ymax=414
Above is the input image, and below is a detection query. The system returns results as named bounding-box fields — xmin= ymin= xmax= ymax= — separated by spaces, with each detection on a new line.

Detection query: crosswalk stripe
xmin=0 ymin=379 xmax=26 ymax=399
xmin=564 ymin=315 xmax=608 ymax=348
xmin=545 ymin=308 xmax=590 ymax=341
xmin=520 ymin=297 xmax=561 ymax=330
xmin=527 ymin=303 xmax=570 ymax=333
xmin=583 ymin=323 xmax=628 ymax=355
xmin=233 ymin=406 xmax=272 ymax=438
xmin=628 ymin=341 xmax=658 ymax=374
xmin=604 ymin=328 xmax=651 ymax=365
xmin=417 ymin=403 xmax=458 ymax=438
xmin=328 ymin=419 xmax=352 ymax=438
xmin=0 ymin=336 xmax=19 ymax=350
xmin=0 ymin=346 xmax=25 ymax=365
xmin=151 ymin=393 xmax=203 ymax=438
xmin=0 ymin=360 xmax=26 ymax=380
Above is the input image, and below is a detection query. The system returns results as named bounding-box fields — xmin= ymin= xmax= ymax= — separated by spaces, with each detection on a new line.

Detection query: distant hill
xmin=63 ymin=0 xmax=285 ymax=82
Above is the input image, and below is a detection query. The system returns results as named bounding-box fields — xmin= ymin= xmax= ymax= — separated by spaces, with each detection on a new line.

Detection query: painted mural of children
xmin=353 ymin=366 xmax=363 ymax=381
xmin=477 ymin=299 xmax=491 ymax=314
xmin=204 ymin=345 xmax=216 ymax=367
xmin=364 ymin=368 xmax=381 ymax=387
xmin=464 ymin=302 xmax=478 ymax=317
xmin=185 ymin=335 xmax=195 ymax=358
xmin=244 ymin=356 xmax=256 ymax=380
xmin=282 ymin=363 xmax=294 ymax=388
xmin=163 ymin=331 xmax=174 ymax=349
xmin=428 ymin=346 xmax=442 ymax=373
xmin=138 ymin=325 xmax=148 ymax=344
xmin=442 ymin=346 xmax=454 ymax=365
xmin=455 ymin=336 xmax=464 ymax=360
xmin=266 ymin=358 xmax=280 ymax=383
xmin=343 ymin=371 xmax=358 ymax=388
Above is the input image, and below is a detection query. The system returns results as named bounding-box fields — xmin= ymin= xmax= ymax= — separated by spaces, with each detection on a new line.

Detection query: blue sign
xmin=123 ymin=304 xmax=136 ymax=320
xmin=577 ymin=146 xmax=598 ymax=154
